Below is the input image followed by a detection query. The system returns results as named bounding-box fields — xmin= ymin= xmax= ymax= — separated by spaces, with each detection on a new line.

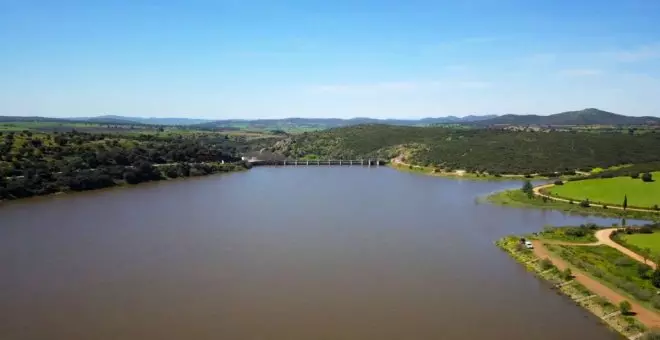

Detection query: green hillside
xmin=270 ymin=124 xmax=660 ymax=174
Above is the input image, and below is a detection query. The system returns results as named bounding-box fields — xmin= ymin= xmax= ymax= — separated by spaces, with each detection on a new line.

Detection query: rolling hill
xmin=475 ymin=108 xmax=660 ymax=126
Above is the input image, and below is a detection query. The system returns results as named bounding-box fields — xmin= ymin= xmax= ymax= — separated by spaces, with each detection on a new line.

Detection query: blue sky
xmin=1 ymin=0 xmax=660 ymax=119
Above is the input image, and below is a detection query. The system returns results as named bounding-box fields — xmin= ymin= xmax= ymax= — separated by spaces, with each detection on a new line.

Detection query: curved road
xmin=532 ymin=228 xmax=660 ymax=328
xmin=533 ymin=183 xmax=659 ymax=214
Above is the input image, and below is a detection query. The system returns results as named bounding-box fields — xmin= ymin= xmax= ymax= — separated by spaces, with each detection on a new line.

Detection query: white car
xmin=524 ymin=241 xmax=534 ymax=249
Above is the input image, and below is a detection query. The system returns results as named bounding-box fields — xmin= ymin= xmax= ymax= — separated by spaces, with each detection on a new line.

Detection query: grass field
xmin=548 ymin=172 xmax=660 ymax=209
xmin=621 ymin=233 xmax=660 ymax=254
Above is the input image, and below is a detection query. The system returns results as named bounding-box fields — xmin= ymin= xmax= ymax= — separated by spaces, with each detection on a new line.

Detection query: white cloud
xmin=610 ymin=43 xmax=660 ymax=62
xmin=458 ymin=81 xmax=492 ymax=89
xmin=559 ymin=69 xmax=602 ymax=77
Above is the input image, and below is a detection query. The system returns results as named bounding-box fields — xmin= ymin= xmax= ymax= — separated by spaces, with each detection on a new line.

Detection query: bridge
xmin=246 ymin=158 xmax=384 ymax=167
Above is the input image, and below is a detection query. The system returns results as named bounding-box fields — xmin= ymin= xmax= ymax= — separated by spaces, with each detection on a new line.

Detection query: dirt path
xmin=533 ymin=183 xmax=659 ymax=213
xmin=594 ymin=229 xmax=657 ymax=269
xmin=532 ymin=240 xmax=660 ymax=328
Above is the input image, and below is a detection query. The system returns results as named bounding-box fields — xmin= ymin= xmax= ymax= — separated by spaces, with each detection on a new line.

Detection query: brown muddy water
xmin=1 ymin=167 xmax=630 ymax=339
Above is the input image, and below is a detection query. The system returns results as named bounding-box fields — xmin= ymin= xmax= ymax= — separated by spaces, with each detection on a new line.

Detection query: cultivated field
xmin=549 ymin=172 xmax=660 ymax=209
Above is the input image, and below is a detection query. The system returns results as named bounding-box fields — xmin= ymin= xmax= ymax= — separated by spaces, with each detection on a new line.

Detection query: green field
xmin=548 ymin=172 xmax=660 ymax=209
xmin=621 ymin=233 xmax=660 ymax=254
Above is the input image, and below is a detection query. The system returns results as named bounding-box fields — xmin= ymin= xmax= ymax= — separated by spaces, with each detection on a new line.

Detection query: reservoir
xmin=0 ymin=167 xmax=629 ymax=339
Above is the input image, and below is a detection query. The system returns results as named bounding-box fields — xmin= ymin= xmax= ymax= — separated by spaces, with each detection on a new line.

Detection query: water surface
xmin=1 ymin=167 xmax=629 ymax=339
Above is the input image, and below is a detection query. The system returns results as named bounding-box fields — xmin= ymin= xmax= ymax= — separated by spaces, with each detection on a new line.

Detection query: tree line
xmin=0 ymin=130 xmax=249 ymax=200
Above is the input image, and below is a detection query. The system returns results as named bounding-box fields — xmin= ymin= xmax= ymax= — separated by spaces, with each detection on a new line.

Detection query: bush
xmin=632 ymin=173 xmax=640 ymax=179
xmin=640 ymin=226 xmax=654 ymax=234
xmin=638 ymin=263 xmax=653 ymax=278
xmin=652 ymin=269 xmax=660 ymax=288
xmin=560 ymin=268 xmax=573 ymax=280
xmin=619 ymin=300 xmax=632 ymax=315
xmin=579 ymin=199 xmax=590 ymax=208
xmin=540 ymin=258 xmax=554 ymax=270
xmin=554 ymin=180 xmax=563 ymax=185
xmin=642 ymin=330 xmax=660 ymax=340
xmin=642 ymin=172 xmax=654 ymax=182
xmin=654 ymin=204 xmax=659 ymax=211
xmin=633 ymin=288 xmax=654 ymax=302
xmin=651 ymin=296 xmax=660 ymax=310
xmin=614 ymin=256 xmax=635 ymax=267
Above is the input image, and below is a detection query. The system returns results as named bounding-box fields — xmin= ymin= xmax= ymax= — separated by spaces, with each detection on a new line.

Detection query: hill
xmin=74 ymin=115 xmax=213 ymax=125
xmin=193 ymin=115 xmax=497 ymax=131
xmin=476 ymin=108 xmax=660 ymax=126
xmin=269 ymin=124 xmax=660 ymax=174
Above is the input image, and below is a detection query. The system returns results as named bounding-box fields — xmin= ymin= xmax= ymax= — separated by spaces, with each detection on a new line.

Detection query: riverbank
xmin=0 ymin=162 xmax=249 ymax=203
xmin=389 ymin=161 xmax=548 ymax=181
xmin=487 ymin=189 xmax=660 ymax=221
xmin=496 ymin=232 xmax=654 ymax=339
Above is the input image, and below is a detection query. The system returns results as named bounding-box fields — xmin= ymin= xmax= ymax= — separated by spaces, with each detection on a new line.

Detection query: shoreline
xmin=388 ymin=161 xmax=549 ymax=181
xmin=487 ymin=189 xmax=660 ymax=221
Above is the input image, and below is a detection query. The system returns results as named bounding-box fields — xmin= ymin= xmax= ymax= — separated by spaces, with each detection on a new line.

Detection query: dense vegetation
xmin=0 ymin=129 xmax=251 ymax=201
xmin=272 ymin=124 xmax=660 ymax=174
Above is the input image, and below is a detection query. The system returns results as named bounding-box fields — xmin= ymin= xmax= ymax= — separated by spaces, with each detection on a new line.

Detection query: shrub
xmin=651 ymin=296 xmax=660 ymax=310
xmin=540 ymin=258 xmax=554 ymax=271
xmin=654 ymin=204 xmax=659 ymax=211
xmin=614 ymin=256 xmax=635 ymax=267
xmin=638 ymin=263 xmax=653 ymax=278
xmin=642 ymin=172 xmax=654 ymax=182
xmin=560 ymin=268 xmax=573 ymax=280
xmin=619 ymin=300 xmax=632 ymax=315
xmin=640 ymin=226 xmax=654 ymax=234
xmin=642 ymin=330 xmax=660 ymax=340
xmin=554 ymin=180 xmax=564 ymax=185
xmin=632 ymin=173 xmax=640 ymax=179
xmin=633 ymin=288 xmax=654 ymax=302
xmin=652 ymin=269 xmax=660 ymax=288
xmin=579 ymin=199 xmax=590 ymax=208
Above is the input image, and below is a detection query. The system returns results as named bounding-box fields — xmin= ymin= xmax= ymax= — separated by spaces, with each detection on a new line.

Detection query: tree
xmin=521 ymin=180 xmax=534 ymax=198
xmin=560 ymin=268 xmax=573 ymax=280
xmin=618 ymin=300 xmax=632 ymax=315
xmin=642 ymin=172 xmax=654 ymax=182
xmin=623 ymin=195 xmax=628 ymax=210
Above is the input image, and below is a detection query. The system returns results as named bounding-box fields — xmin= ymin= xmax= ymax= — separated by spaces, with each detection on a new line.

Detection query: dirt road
xmin=594 ymin=229 xmax=656 ymax=269
xmin=532 ymin=240 xmax=660 ymax=328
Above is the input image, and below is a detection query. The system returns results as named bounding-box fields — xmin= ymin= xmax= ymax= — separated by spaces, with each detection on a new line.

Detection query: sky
xmin=1 ymin=0 xmax=660 ymax=119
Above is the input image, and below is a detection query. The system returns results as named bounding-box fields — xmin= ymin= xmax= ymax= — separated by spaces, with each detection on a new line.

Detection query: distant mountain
xmin=476 ymin=108 xmax=660 ymax=126
xmin=193 ymin=115 xmax=498 ymax=130
xmin=74 ymin=115 xmax=213 ymax=125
